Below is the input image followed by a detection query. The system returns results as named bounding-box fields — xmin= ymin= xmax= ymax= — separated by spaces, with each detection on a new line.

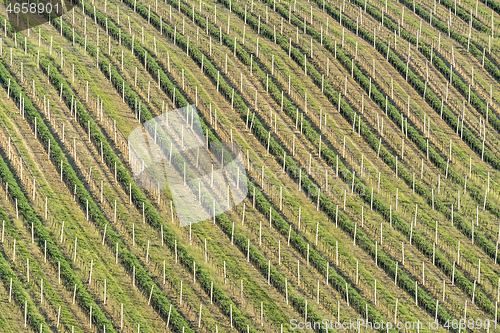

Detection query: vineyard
xmin=0 ymin=0 xmax=499 ymax=331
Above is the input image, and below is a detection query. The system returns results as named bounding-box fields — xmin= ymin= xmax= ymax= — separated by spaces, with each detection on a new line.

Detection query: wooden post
xmin=298 ymin=207 xmax=301 ymax=229
xmin=389 ymin=205 xmax=392 ymax=227
xmin=336 ymin=241 xmax=338 ymax=266
xmin=280 ymin=187 xmax=283 ymax=210
xmin=496 ymin=242 xmax=499 ymax=265
xmin=451 ymin=204 xmax=454 ymax=226
xmin=354 ymin=223 xmax=357 ymax=245
xmin=326 ymin=262 xmax=329 ymax=286
xmin=103 ymin=279 xmax=107 ymax=305
xmin=380 ymin=223 xmax=383 ymax=244
xmin=346 ymin=283 xmax=349 ymax=306
xmin=208 ymin=281 xmax=213 ymax=305
xmin=269 ymin=207 xmax=272 ymax=227
xmin=396 ymin=188 xmax=398 ymax=210
xmin=285 ymin=278 xmax=288 ymax=304
xmin=353 ymin=260 xmax=358 ymax=285
xmin=175 ymin=240 xmax=178 ymax=263
xmin=259 ymin=221 xmax=262 ymax=245
xmin=8 ymin=278 xmax=12 ymax=303
xmin=180 ymin=281 xmax=183 ymax=304
xmin=478 ymin=260 xmax=481 ymax=282
xmin=297 ymin=260 xmax=300 ymax=285
xmin=402 ymin=243 xmax=405 ymax=265
xmin=452 ymin=261 xmax=456 ymax=285
xmin=73 ymin=238 xmax=77 ymax=262
xmin=231 ymin=222 xmax=234 ymax=245
xmin=89 ymin=259 xmax=93 ymax=284
xmin=362 ymin=204 xmax=365 ymax=225
xmin=229 ymin=304 xmax=233 ymax=329
xmin=148 ymin=285 xmax=154 ymax=306
xmin=288 ymin=225 xmax=291 ymax=246
xmin=60 ymin=221 xmax=64 ymax=243
xmin=495 ymin=278 xmax=500 ymax=304
xmin=278 ymin=240 xmax=281 ymax=265
xmin=268 ymin=260 xmax=271 ymax=284
xmin=415 ymin=281 xmax=418 ymax=305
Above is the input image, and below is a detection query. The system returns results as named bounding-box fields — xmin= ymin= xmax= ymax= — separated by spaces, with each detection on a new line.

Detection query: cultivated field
xmin=0 ymin=0 xmax=499 ymax=331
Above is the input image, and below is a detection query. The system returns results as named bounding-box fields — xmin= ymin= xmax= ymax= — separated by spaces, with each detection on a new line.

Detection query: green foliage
xmin=225 ymin=0 xmax=494 ymax=320
xmin=350 ymin=0 xmax=500 ymax=165
xmin=95 ymin=0 xmax=393 ymax=328
xmin=0 ymin=60 xmax=117 ymax=332
xmin=0 ymin=211 xmax=48 ymax=332
xmin=317 ymin=0 xmax=499 ymax=264
xmin=0 ymin=206 xmax=78 ymax=331
xmin=1 ymin=19 xmax=194 ymax=332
